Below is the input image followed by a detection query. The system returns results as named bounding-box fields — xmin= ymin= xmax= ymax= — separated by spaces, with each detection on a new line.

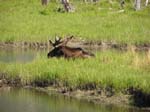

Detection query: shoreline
xmin=1 ymin=85 xmax=150 ymax=111
xmin=0 ymin=74 xmax=150 ymax=109
xmin=0 ymin=40 xmax=150 ymax=51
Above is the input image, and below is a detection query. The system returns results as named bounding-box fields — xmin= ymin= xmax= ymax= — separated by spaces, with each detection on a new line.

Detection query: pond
xmin=0 ymin=88 xmax=148 ymax=112
xmin=0 ymin=48 xmax=47 ymax=63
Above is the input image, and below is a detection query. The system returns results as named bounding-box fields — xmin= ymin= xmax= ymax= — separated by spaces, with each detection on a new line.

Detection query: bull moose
xmin=47 ymin=36 xmax=95 ymax=58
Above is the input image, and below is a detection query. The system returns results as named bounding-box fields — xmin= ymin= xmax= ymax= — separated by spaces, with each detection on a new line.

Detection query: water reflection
xmin=0 ymin=88 xmax=148 ymax=112
xmin=0 ymin=48 xmax=47 ymax=63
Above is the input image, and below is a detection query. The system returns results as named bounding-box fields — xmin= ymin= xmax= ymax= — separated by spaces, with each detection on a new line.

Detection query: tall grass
xmin=0 ymin=0 xmax=150 ymax=43
xmin=132 ymin=49 xmax=150 ymax=70
xmin=0 ymin=51 xmax=150 ymax=93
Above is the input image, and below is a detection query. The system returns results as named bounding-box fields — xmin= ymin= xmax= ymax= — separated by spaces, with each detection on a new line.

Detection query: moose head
xmin=47 ymin=36 xmax=95 ymax=58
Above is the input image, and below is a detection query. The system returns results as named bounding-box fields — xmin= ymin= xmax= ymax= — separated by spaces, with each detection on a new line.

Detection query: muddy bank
xmin=0 ymin=73 xmax=150 ymax=109
xmin=0 ymin=41 xmax=49 ymax=49
xmin=0 ymin=73 xmax=21 ymax=87
xmin=32 ymin=80 xmax=150 ymax=108
xmin=0 ymin=40 xmax=150 ymax=51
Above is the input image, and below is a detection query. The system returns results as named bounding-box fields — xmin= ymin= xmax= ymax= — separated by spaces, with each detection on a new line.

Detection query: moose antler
xmin=55 ymin=36 xmax=61 ymax=42
xmin=49 ymin=36 xmax=74 ymax=47
xmin=49 ymin=40 xmax=54 ymax=46
xmin=49 ymin=36 xmax=62 ymax=47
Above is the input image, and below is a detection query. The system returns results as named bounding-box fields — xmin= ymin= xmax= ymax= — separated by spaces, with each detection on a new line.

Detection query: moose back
xmin=47 ymin=36 xmax=95 ymax=59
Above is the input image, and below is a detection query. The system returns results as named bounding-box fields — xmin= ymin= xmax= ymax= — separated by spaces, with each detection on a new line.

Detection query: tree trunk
xmin=61 ymin=0 xmax=74 ymax=12
xmin=135 ymin=0 xmax=141 ymax=11
xmin=145 ymin=0 xmax=149 ymax=6
xmin=41 ymin=0 xmax=49 ymax=6
xmin=61 ymin=0 xmax=70 ymax=12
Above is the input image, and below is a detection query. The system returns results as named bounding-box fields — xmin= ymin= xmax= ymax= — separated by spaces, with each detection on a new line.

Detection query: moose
xmin=47 ymin=36 xmax=95 ymax=58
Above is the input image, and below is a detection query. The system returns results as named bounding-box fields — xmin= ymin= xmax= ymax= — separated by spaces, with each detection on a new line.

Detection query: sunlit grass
xmin=0 ymin=0 xmax=150 ymax=43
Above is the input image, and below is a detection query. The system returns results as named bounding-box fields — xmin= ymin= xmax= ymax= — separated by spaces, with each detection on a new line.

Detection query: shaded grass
xmin=0 ymin=0 xmax=150 ymax=43
xmin=0 ymin=50 xmax=150 ymax=93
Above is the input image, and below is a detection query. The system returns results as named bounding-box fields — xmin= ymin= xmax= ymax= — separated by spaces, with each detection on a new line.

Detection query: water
xmin=0 ymin=48 xmax=47 ymax=63
xmin=0 ymin=88 xmax=148 ymax=112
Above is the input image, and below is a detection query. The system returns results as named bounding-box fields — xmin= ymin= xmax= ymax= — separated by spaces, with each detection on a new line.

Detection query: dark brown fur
xmin=47 ymin=36 xmax=94 ymax=59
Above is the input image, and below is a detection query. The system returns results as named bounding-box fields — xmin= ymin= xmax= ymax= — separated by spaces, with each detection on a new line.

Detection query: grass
xmin=0 ymin=50 xmax=150 ymax=93
xmin=0 ymin=0 xmax=150 ymax=96
xmin=0 ymin=0 xmax=150 ymax=43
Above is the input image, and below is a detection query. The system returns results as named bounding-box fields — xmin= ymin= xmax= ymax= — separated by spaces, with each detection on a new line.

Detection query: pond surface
xmin=0 ymin=48 xmax=47 ymax=63
xmin=0 ymin=88 xmax=148 ymax=112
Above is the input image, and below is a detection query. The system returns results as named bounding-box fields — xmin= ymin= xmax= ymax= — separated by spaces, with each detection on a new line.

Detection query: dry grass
xmin=129 ymin=48 xmax=150 ymax=70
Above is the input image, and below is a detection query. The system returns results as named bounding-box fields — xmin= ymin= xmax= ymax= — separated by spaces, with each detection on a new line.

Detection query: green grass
xmin=0 ymin=50 xmax=150 ymax=93
xmin=0 ymin=0 xmax=150 ymax=43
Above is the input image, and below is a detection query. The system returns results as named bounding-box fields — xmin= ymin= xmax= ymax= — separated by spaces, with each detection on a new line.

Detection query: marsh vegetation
xmin=0 ymin=0 xmax=150 ymax=108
